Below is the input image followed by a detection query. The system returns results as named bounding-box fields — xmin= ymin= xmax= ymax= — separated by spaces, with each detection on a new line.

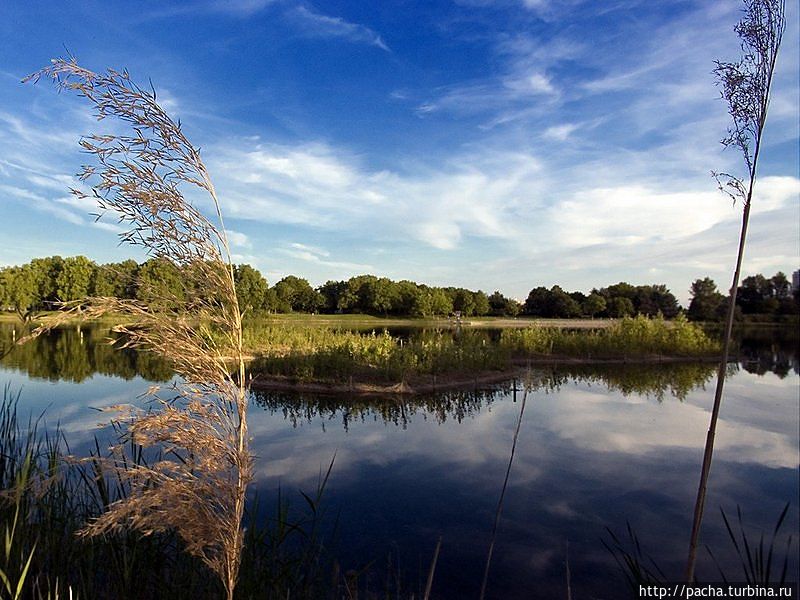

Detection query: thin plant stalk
xmin=479 ymin=384 xmax=529 ymax=600
xmin=685 ymin=0 xmax=785 ymax=581
xmin=423 ymin=535 xmax=442 ymax=600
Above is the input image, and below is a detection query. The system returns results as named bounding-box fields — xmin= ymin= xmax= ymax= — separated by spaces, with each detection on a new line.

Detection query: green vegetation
xmin=4 ymin=254 xmax=796 ymax=325
xmin=246 ymin=315 xmax=720 ymax=386
xmin=687 ymin=272 xmax=798 ymax=322
xmin=501 ymin=313 xmax=719 ymax=359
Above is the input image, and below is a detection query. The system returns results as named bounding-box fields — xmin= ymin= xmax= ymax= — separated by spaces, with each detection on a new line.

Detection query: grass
xmin=604 ymin=502 xmax=795 ymax=590
xmin=245 ymin=315 xmax=721 ymax=387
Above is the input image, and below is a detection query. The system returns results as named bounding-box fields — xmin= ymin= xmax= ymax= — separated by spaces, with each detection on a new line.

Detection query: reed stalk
xmin=685 ymin=0 xmax=785 ymax=581
xmin=24 ymin=58 xmax=251 ymax=600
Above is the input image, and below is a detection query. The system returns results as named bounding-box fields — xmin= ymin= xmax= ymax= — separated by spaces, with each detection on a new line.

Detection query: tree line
xmin=0 ymin=255 xmax=796 ymax=321
xmin=687 ymin=272 xmax=798 ymax=321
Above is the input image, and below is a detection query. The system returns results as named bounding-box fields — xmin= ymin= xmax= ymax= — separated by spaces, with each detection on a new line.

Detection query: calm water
xmin=1 ymin=323 xmax=798 ymax=599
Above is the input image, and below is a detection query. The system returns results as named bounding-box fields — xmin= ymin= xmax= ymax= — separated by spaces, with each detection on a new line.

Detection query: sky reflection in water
xmin=1 ymin=324 xmax=797 ymax=598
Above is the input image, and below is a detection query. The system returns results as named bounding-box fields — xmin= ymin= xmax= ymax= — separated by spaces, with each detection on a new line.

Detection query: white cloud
xmin=290 ymin=242 xmax=329 ymax=257
xmin=542 ymin=123 xmax=577 ymax=141
xmin=226 ymin=229 xmax=252 ymax=248
xmin=277 ymin=242 xmax=373 ymax=273
xmin=204 ymin=129 xmax=798 ymax=301
xmin=209 ymin=140 xmax=540 ymax=252
xmin=138 ymin=0 xmax=277 ymax=20
xmin=289 ymin=6 xmax=390 ymax=51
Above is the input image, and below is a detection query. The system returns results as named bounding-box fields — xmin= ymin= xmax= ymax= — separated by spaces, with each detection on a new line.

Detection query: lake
xmin=1 ymin=322 xmax=797 ymax=598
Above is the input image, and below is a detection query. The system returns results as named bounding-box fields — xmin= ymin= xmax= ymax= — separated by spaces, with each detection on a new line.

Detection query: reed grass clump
xmin=245 ymin=315 xmax=719 ymax=386
xmin=249 ymin=327 xmax=509 ymax=383
xmin=501 ymin=314 xmax=720 ymax=359
xmin=23 ymin=58 xmax=251 ymax=600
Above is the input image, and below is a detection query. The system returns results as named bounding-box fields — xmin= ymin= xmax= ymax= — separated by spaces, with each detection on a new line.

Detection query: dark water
xmin=1 ymin=323 xmax=798 ymax=599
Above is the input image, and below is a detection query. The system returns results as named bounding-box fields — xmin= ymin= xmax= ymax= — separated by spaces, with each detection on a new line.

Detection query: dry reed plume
xmin=23 ymin=58 xmax=251 ymax=600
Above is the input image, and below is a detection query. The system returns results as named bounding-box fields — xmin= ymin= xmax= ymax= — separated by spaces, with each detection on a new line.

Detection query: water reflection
xmin=0 ymin=322 xmax=797 ymax=598
xmin=0 ymin=323 xmax=172 ymax=382
xmin=251 ymin=363 xmax=723 ymax=431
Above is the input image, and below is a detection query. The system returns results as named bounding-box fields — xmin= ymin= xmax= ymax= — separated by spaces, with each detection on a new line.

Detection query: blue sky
xmin=1 ymin=0 xmax=797 ymax=304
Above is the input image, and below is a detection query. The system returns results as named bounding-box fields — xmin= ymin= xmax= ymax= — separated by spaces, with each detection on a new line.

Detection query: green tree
xmin=547 ymin=286 xmax=580 ymax=318
xmin=365 ymin=277 xmax=397 ymax=315
xmin=583 ymin=293 xmax=607 ymax=319
xmin=233 ymin=264 xmax=268 ymax=313
xmin=0 ymin=266 xmax=37 ymax=320
xmin=274 ymin=276 xmax=322 ymax=313
xmin=318 ymin=280 xmax=347 ymax=313
xmin=430 ymin=288 xmax=453 ymax=316
xmin=472 ymin=290 xmax=490 ymax=316
xmin=487 ymin=291 xmax=521 ymax=317
xmin=524 ymin=286 xmax=550 ymax=316
xmin=452 ymin=288 xmax=475 ymax=317
xmin=410 ymin=289 xmax=434 ymax=317
xmin=91 ymin=259 xmax=139 ymax=298
xmin=136 ymin=258 xmax=185 ymax=304
xmin=607 ymin=296 xmax=634 ymax=318
xmin=688 ymin=278 xmax=725 ymax=322
xmin=488 ymin=291 xmax=507 ymax=316
xmin=56 ymin=255 xmax=96 ymax=302
xmin=337 ymin=275 xmax=377 ymax=313
xmin=29 ymin=255 xmax=64 ymax=307
xmin=393 ymin=280 xmax=421 ymax=315
xmin=737 ymin=274 xmax=773 ymax=313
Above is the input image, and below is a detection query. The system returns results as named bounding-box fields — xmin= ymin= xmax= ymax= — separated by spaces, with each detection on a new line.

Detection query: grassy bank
xmin=246 ymin=315 xmax=721 ymax=390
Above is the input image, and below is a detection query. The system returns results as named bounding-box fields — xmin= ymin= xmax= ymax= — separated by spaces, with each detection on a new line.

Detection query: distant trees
xmin=606 ymin=296 xmax=634 ymax=318
xmin=521 ymin=282 xmax=677 ymax=319
xmin=273 ymin=276 xmax=323 ymax=313
xmin=594 ymin=282 xmax=679 ymax=318
xmin=136 ymin=258 xmax=185 ymax=304
xmin=685 ymin=272 xmax=797 ymax=322
xmin=2 ymin=255 xmax=796 ymax=321
xmin=488 ymin=291 xmax=521 ymax=317
xmin=92 ymin=260 xmax=138 ymax=298
xmin=56 ymin=256 xmax=94 ymax=302
xmin=736 ymin=272 xmax=797 ymax=316
xmin=0 ymin=266 xmax=37 ymax=320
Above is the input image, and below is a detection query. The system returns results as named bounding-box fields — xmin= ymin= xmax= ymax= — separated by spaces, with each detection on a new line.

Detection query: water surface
xmin=1 ymin=323 xmax=797 ymax=598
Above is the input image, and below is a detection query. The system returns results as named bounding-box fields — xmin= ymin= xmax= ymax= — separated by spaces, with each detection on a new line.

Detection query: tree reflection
xmin=250 ymin=362 xmax=726 ymax=430
xmin=0 ymin=323 xmax=170 ymax=382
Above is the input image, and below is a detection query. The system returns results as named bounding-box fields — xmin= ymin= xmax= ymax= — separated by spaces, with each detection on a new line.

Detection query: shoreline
xmin=248 ymin=354 xmax=727 ymax=396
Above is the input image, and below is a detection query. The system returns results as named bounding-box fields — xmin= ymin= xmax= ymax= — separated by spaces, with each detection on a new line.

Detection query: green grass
xmin=245 ymin=315 xmax=721 ymax=385
xmin=501 ymin=313 xmax=720 ymax=359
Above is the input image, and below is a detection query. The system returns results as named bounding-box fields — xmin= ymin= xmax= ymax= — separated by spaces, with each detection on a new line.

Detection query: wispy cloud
xmin=542 ymin=123 xmax=578 ymax=141
xmin=288 ymin=6 xmax=390 ymax=51
xmin=138 ymin=0 xmax=278 ymax=21
xmin=415 ymin=70 xmax=559 ymax=123
xmin=278 ymin=242 xmax=373 ymax=272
